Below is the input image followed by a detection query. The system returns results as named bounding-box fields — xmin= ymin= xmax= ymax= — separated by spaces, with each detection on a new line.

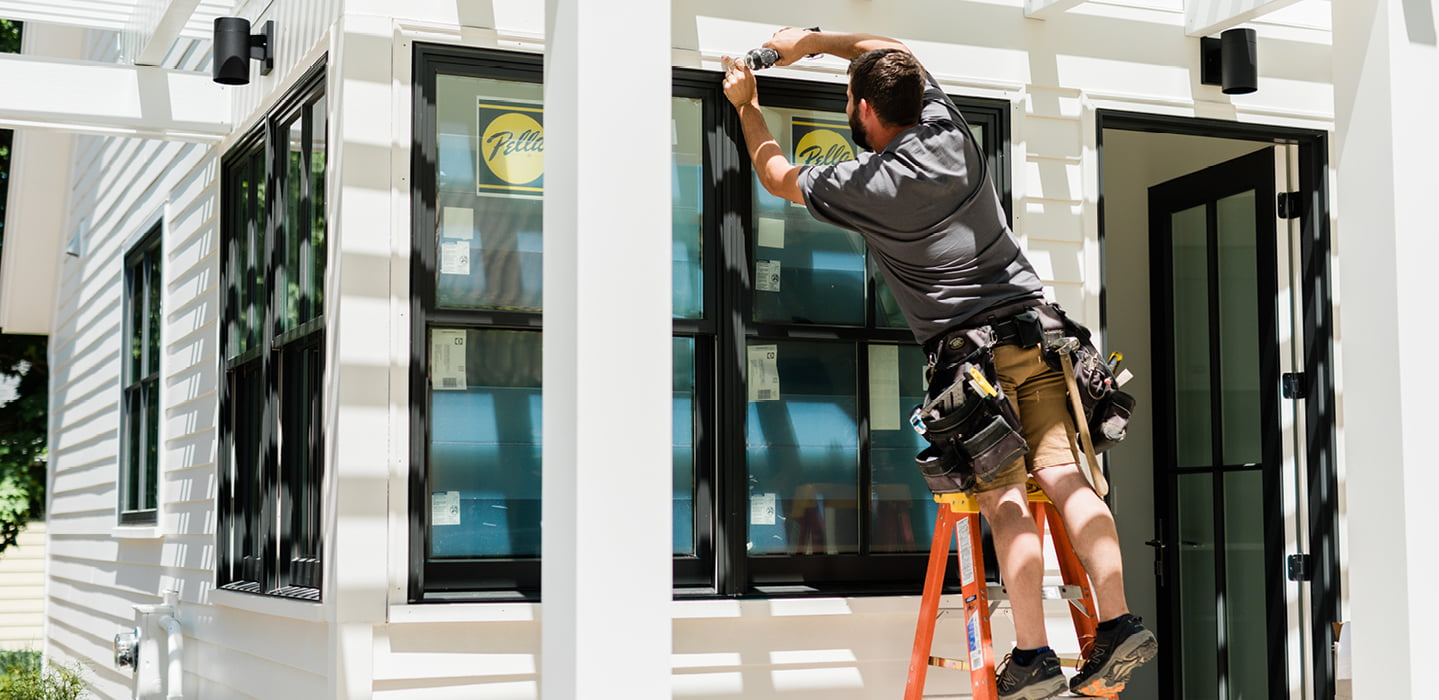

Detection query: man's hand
xmin=764 ymin=27 xmax=816 ymax=66
xmin=721 ymin=57 xmax=758 ymax=109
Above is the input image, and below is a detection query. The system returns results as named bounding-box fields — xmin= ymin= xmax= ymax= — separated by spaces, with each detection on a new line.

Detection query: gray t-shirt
xmin=798 ymin=72 xmax=1043 ymax=344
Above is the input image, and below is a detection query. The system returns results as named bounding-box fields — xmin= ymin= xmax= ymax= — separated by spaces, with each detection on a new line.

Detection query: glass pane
xmin=125 ymin=389 xmax=142 ymax=512
xmin=1217 ymin=191 xmax=1261 ymax=465
xmin=869 ymin=344 xmax=933 ymax=552
xmin=233 ymin=365 xmax=265 ymax=563
xmin=282 ymin=115 xmax=303 ymax=331
xmin=147 ymin=248 xmax=161 ymax=377
xmin=1171 ymin=204 xmax=1212 ymax=467
xmin=752 ymin=108 xmax=866 ymax=326
xmin=428 ymin=328 xmax=542 ymax=559
xmin=673 ymin=97 xmax=703 ymax=320
xmin=1178 ymin=472 xmax=1218 ymax=700
xmin=284 ymin=344 xmax=323 ymax=561
xmin=746 ymin=341 xmax=859 ymax=555
xmin=128 ymin=261 xmax=143 ymax=381
xmin=230 ymin=163 xmax=249 ymax=358
xmin=434 ymin=75 xmax=543 ymax=311
xmin=249 ymin=151 xmax=267 ymax=353
xmin=673 ymin=337 xmax=696 ymax=556
xmin=874 ymin=123 xmax=985 ymax=330
xmin=145 ymin=379 xmax=159 ymax=511
xmin=309 ymin=95 xmax=327 ymax=321
xmin=1224 ymin=470 xmax=1269 ymax=699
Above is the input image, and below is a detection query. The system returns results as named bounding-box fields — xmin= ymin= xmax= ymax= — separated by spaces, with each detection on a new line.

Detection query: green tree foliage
xmin=0 ymin=649 xmax=88 ymax=700
xmin=0 ymin=334 xmax=46 ymax=554
xmin=0 ymin=20 xmax=37 ymax=557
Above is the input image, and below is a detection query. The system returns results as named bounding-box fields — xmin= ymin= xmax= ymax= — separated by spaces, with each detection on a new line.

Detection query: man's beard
xmin=848 ymin=110 xmax=871 ymax=153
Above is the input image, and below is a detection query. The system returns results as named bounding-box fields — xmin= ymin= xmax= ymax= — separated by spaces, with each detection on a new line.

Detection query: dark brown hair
xmin=847 ymin=49 xmax=924 ymax=127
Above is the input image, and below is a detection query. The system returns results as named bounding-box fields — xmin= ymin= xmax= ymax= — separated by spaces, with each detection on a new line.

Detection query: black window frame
xmin=409 ymin=45 xmax=1011 ymax=601
xmin=120 ymin=222 xmax=163 ymax=525
xmin=218 ymin=60 xmax=329 ymax=599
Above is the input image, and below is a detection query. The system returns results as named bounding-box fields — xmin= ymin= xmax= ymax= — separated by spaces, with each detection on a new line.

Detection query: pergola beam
xmin=0 ymin=53 xmax=230 ymax=142
xmin=133 ymin=0 xmax=205 ymax=66
xmin=1026 ymin=0 xmax=1089 ymax=21
xmin=1185 ymin=0 xmax=1304 ymax=37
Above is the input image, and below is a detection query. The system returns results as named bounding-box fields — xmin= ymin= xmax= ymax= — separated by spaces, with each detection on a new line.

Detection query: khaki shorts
xmin=971 ymin=344 xmax=1080 ymax=493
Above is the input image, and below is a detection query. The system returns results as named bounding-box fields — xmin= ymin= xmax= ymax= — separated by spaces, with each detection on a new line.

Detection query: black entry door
xmin=1148 ymin=148 xmax=1285 ymax=700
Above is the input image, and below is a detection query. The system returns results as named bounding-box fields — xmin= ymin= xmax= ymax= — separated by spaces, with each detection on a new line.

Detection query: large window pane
xmin=428 ymin=329 xmax=543 ymax=559
xmin=746 ymin=341 xmax=859 ymax=555
xmin=1224 ymin=470 xmax=1268 ymax=699
xmin=1178 ymin=472 xmax=1219 ymax=700
xmin=282 ymin=115 xmax=304 ymax=331
xmin=1171 ymin=204 xmax=1212 ymax=467
xmin=673 ymin=97 xmax=703 ymax=320
xmin=869 ymin=344 xmax=933 ymax=552
xmin=309 ymin=95 xmax=327 ymax=319
xmin=673 ymin=338 xmax=697 ymax=556
xmin=1217 ymin=192 xmax=1261 ymax=465
xmin=434 ymin=76 xmax=544 ymax=311
xmin=752 ymin=108 xmax=866 ymax=326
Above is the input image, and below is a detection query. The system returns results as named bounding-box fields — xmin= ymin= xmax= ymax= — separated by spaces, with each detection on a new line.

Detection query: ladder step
xmin=929 ymin=653 xmax=1083 ymax=670
xmin=987 ymin=584 xmax=1085 ymax=601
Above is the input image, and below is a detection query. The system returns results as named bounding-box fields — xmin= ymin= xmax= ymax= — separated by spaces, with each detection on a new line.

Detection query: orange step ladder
xmin=903 ymin=480 xmax=1119 ymax=699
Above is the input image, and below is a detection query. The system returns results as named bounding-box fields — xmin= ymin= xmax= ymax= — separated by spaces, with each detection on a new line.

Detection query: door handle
xmin=1145 ymin=539 xmax=1166 ymax=550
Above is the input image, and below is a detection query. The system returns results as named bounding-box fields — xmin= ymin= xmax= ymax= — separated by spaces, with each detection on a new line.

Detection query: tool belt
xmin=911 ymin=302 xmax=1135 ymax=495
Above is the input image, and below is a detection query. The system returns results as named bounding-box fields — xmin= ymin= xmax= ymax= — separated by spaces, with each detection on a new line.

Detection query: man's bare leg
xmin=976 ymin=482 xmax=1048 ymax=649
xmin=1032 ymin=462 xmax=1128 ymax=619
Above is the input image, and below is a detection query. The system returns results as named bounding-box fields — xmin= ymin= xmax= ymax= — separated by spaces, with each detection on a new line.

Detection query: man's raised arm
xmin=764 ymin=29 xmax=909 ymax=64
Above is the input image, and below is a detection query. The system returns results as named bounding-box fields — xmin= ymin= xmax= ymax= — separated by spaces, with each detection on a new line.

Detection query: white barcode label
xmin=958 ymin=517 xmax=976 ymax=586
xmin=747 ymin=345 xmax=780 ymax=402
xmin=431 ymin=329 xmax=467 ymax=391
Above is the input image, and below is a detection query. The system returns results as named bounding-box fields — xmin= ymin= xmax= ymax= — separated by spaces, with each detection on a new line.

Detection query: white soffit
xmin=1026 ymin=0 xmax=1091 ymax=21
xmin=0 ymin=52 xmax=230 ymax=141
xmin=1186 ymin=0 xmax=1306 ymax=36
xmin=0 ymin=0 xmax=236 ymax=59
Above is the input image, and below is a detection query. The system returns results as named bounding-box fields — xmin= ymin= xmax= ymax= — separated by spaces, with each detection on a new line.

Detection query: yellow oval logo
xmin=795 ymin=128 xmax=854 ymax=166
xmin=481 ymin=112 xmax=545 ymax=185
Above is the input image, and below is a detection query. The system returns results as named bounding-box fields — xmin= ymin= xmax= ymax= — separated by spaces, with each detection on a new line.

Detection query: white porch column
xmin=1332 ymin=1 xmax=1439 ymax=697
xmin=542 ymin=1 xmax=673 ymax=698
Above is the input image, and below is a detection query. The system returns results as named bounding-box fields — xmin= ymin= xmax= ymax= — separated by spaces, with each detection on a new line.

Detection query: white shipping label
xmin=431 ymin=329 xmax=468 ymax=391
xmin=757 ymin=217 xmax=785 ymax=249
xmin=747 ymin=344 xmax=781 ymax=402
xmin=442 ymin=206 xmax=475 ymax=240
xmin=755 ymin=260 xmax=782 ymax=292
xmin=869 ymin=345 xmax=901 ymax=430
xmin=440 ymin=240 xmax=471 ymax=275
xmin=750 ymin=492 xmax=777 ymax=525
xmin=432 ymin=491 xmax=461 ymax=526
xmin=958 ymin=517 xmax=976 ymax=587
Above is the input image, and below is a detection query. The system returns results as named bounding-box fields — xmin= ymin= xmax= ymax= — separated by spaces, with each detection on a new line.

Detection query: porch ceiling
xmin=0 ymin=0 xmax=237 ymax=63
xmin=1025 ymin=0 xmax=1331 ymax=35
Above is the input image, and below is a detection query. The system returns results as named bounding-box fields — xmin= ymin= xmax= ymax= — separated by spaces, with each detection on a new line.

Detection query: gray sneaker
xmin=996 ymin=649 xmax=1066 ymax=700
xmin=1070 ymin=615 xmax=1159 ymax=696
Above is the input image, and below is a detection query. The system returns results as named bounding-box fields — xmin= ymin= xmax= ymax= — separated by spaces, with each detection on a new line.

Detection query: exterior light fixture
xmin=212 ymin=17 xmax=274 ymax=86
xmin=1200 ymin=27 xmax=1258 ymax=95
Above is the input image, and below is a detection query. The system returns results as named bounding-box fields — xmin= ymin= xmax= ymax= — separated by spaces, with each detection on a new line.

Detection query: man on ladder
xmin=723 ymin=27 xmax=1157 ymax=699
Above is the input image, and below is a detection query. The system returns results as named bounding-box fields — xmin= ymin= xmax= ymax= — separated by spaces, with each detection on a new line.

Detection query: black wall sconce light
xmin=212 ymin=17 xmax=274 ymax=85
xmin=1201 ymin=27 xmax=1258 ymax=94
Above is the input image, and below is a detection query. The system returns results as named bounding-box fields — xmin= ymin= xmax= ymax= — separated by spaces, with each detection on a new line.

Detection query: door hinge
xmin=1287 ymin=553 xmax=1313 ymax=582
xmin=1278 ymin=191 xmax=1302 ymax=219
xmin=1282 ymin=372 xmax=1307 ymax=399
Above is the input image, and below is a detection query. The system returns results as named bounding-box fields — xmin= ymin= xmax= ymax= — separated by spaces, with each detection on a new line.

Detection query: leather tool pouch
xmin=1037 ymin=304 xmax=1136 ymax=453
xmin=912 ymin=327 xmax=1029 ymax=494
